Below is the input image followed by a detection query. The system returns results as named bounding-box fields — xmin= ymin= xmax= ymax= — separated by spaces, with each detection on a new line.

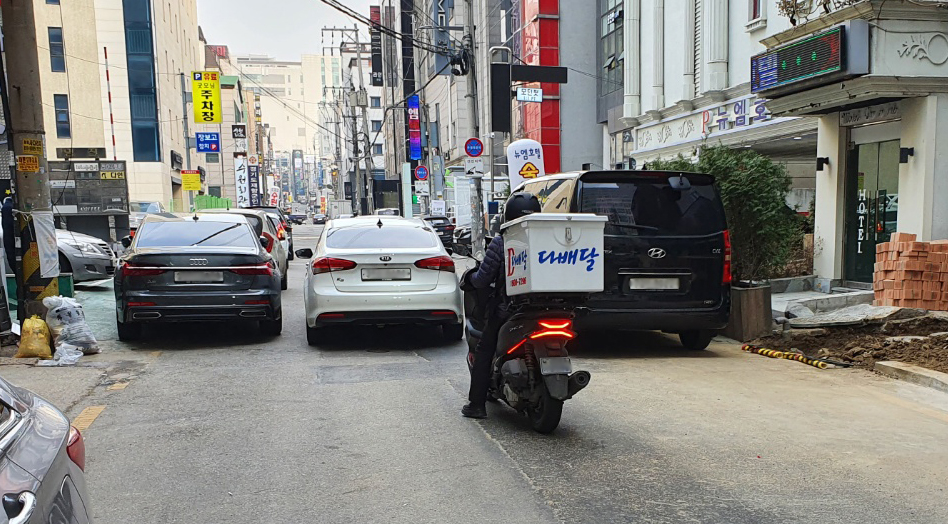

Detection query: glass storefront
xmin=844 ymin=138 xmax=900 ymax=283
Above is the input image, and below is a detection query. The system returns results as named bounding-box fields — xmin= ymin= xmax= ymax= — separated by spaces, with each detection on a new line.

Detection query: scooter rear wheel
xmin=529 ymin=389 xmax=563 ymax=434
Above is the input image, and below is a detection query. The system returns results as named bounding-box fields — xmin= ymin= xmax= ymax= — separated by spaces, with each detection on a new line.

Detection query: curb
xmin=873 ymin=361 xmax=948 ymax=394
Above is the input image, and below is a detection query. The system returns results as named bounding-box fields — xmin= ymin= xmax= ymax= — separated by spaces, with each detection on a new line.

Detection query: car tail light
xmin=67 ymin=426 xmax=85 ymax=471
xmin=262 ymin=232 xmax=276 ymax=253
xmin=319 ymin=313 xmax=345 ymax=319
xmin=415 ymin=256 xmax=455 ymax=273
xmin=244 ymin=299 xmax=270 ymax=305
xmin=446 ymin=225 xmax=456 ymax=231
xmin=277 ymin=227 xmax=287 ymax=241
xmin=723 ymin=230 xmax=733 ymax=285
xmin=119 ymin=262 xmax=165 ymax=277
xmin=312 ymin=257 xmax=357 ymax=275
xmin=127 ymin=301 xmax=157 ymax=307
xmin=231 ymin=262 xmax=274 ymax=276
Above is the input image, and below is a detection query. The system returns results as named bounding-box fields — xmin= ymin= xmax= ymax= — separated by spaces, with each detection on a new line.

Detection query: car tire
xmin=442 ymin=322 xmax=463 ymax=342
xmin=260 ymin=316 xmax=283 ymax=336
xmin=679 ymin=330 xmax=715 ymax=350
xmin=117 ymin=319 xmax=142 ymax=341
xmin=281 ymin=270 xmax=288 ymax=291
xmin=306 ymin=325 xmax=321 ymax=346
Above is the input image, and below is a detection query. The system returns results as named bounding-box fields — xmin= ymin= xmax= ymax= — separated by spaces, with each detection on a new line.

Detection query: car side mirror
xmin=446 ymin=248 xmax=453 ymax=255
xmin=295 ymin=248 xmax=313 ymax=259
xmin=121 ymin=236 xmax=132 ymax=248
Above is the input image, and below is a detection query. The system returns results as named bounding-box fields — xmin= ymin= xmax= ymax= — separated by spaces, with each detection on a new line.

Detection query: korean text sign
xmin=192 ymin=71 xmax=222 ymax=124
xmin=407 ymin=95 xmax=422 ymax=161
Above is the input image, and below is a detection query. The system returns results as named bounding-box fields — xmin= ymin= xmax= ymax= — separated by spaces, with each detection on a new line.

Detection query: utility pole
xmin=2 ymin=0 xmax=56 ymax=316
xmin=352 ymin=26 xmax=373 ymax=214
xmin=463 ymin=0 xmax=486 ymax=259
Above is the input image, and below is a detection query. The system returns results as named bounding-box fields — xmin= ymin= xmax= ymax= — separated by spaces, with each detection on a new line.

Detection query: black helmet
xmin=504 ymin=192 xmax=541 ymax=222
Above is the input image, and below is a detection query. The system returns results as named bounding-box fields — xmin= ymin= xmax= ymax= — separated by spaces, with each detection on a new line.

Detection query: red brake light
xmin=312 ymin=257 xmax=357 ymax=275
xmin=539 ymin=320 xmax=572 ymax=330
xmin=528 ymin=319 xmax=576 ymax=340
xmin=262 ymin=232 xmax=275 ymax=253
xmin=723 ymin=230 xmax=733 ymax=285
xmin=506 ymin=339 xmax=526 ymax=354
xmin=120 ymin=262 xmax=165 ymax=277
xmin=127 ymin=301 xmax=157 ymax=307
xmin=277 ymin=227 xmax=287 ymax=241
xmin=67 ymin=426 xmax=85 ymax=471
xmin=528 ymin=330 xmax=575 ymax=340
xmin=446 ymin=225 xmax=456 ymax=231
xmin=415 ymin=255 xmax=455 ymax=273
xmin=231 ymin=262 xmax=274 ymax=276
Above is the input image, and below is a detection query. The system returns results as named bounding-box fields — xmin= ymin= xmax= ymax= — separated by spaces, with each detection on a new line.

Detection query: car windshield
xmin=579 ymin=173 xmax=727 ymax=236
xmin=327 ymin=225 xmax=436 ymax=249
xmin=135 ymin=221 xmax=256 ymax=248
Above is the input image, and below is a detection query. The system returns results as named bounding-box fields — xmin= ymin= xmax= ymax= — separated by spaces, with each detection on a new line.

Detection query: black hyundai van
xmin=513 ymin=170 xmax=731 ymax=349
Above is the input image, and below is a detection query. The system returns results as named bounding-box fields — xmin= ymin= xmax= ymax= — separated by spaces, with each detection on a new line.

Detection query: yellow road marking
xmin=72 ymin=406 xmax=106 ymax=431
xmin=150 ymin=351 xmax=162 ymax=358
xmin=107 ymin=382 xmax=128 ymax=391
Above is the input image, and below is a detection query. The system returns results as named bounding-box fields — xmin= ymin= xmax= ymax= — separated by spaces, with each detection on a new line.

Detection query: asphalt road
xmin=61 ymin=223 xmax=948 ymax=523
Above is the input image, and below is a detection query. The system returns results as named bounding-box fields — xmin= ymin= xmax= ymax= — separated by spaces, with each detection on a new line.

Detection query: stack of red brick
xmin=874 ymin=232 xmax=948 ymax=310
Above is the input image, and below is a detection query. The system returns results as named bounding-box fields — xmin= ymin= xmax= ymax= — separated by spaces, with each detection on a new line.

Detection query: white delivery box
xmin=501 ymin=213 xmax=607 ymax=296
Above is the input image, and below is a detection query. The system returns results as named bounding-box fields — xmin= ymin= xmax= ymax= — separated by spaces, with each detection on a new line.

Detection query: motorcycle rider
xmin=462 ymin=192 xmax=542 ymax=419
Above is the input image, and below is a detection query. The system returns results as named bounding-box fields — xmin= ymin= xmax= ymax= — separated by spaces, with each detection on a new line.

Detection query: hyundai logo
xmin=189 ymin=258 xmax=209 ymax=266
xmin=647 ymin=248 xmax=667 ymax=259
xmin=379 ymin=255 xmax=392 ymax=262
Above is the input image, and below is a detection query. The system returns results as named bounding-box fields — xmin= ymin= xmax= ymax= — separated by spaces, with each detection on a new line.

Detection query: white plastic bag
xmin=43 ymin=296 xmax=100 ymax=355
xmin=35 ymin=345 xmax=83 ymax=367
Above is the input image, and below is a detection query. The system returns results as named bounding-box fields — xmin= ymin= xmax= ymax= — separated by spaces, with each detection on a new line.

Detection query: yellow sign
xmin=16 ymin=155 xmax=39 ymax=172
xmin=192 ymin=71 xmax=222 ymax=124
xmin=100 ymin=171 xmax=126 ymax=180
xmin=21 ymin=138 xmax=43 ymax=155
xmin=519 ymin=162 xmax=540 ymax=179
xmin=181 ymin=170 xmax=202 ymax=191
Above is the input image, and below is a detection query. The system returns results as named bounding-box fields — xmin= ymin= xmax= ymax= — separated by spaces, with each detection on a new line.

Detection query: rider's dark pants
xmin=468 ymin=311 xmax=501 ymax=406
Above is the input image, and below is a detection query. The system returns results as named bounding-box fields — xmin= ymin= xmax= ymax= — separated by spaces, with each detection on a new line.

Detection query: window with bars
xmin=48 ymin=28 xmax=65 ymax=72
xmin=54 ymin=95 xmax=70 ymax=138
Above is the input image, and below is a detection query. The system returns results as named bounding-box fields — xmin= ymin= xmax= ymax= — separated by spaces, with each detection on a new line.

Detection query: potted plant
xmin=649 ymin=146 xmax=803 ymax=341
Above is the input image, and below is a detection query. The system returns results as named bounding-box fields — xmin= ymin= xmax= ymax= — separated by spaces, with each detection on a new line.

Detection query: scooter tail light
xmin=538 ymin=320 xmax=572 ymax=330
xmin=506 ymin=339 xmax=526 ymax=354
xmin=67 ymin=426 xmax=85 ymax=471
xmin=528 ymin=330 xmax=576 ymax=340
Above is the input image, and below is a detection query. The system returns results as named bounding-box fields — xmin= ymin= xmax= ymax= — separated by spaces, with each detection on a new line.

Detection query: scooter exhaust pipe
xmin=567 ymin=370 xmax=591 ymax=398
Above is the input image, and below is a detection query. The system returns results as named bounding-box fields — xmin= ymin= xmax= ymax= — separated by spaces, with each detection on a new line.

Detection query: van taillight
xmin=723 ymin=230 xmax=733 ymax=285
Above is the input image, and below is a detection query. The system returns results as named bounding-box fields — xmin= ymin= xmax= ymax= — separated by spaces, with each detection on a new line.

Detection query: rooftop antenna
xmin=377 ymin=219 xmax=383 ymax=229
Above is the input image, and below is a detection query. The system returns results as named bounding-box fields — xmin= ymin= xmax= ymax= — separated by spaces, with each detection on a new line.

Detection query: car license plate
xmin=629 ymin=277 xmax=679 ymax=290
xmin=174 ymin=271 xmax=223 ymax=283
xmin=362 ymin=268 xmax=411 ymax=281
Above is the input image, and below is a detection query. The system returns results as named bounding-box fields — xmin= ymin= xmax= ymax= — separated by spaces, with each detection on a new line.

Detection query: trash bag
xmin=15 ymin=315 xmax=52 ymax=359
xmin=43 ymin=296 xmax=99 ymax=355
xmin=35 ymin=345 xmax=83 ymax=367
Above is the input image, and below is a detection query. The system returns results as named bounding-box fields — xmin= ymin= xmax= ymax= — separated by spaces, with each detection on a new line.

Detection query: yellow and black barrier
xmin=741 ymin=344 xmax=828 ymax=369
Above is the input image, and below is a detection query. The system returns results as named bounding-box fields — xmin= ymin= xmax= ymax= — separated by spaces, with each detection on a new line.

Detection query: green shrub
xmin=648 ymin=145 xmax=803 ymax=283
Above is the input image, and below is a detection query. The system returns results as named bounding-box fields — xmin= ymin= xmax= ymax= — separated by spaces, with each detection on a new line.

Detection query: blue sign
xmin=408 ymin=95 xmax=423 ymax=161
xmin=538 ymin=248 xmax=601 ymax=272
xmin=196 ymin=132 xmax=220 ymax=153
xmin=465 ymin=137 xmax=483 ymax=157
xmin=414 ymin=165 xmax=429 ymax=180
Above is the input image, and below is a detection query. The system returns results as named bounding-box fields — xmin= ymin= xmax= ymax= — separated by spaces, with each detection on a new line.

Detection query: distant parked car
xmin=115 ymin=213 xmax=283 ymax=340
xmin=313 ymin=213 xmax=327 ymax=224
xmin=422 ymin=215 xmax=455 ymax=248
xmin=250 ymin=206 xmax=294 ymax=260
xmin=201 ymin=208 xmax=289 ymax=290
xmin=0 ymin=375 xmax=92 ymax=523
xmin=375 ymin=208 xmax=400 ymax=216
xmin=58 ymin=229 xmax=117 ymax=282
xmin=129 ymin=201 xmax=166 ymax=231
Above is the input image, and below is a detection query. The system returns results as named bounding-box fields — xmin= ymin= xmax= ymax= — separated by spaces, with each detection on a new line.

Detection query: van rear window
xmin=579 ymin=173 xmax=726 ymax=236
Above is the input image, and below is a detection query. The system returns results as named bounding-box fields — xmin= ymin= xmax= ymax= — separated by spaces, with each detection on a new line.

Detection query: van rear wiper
xmin=609 ymin=223 xmax=659 ymax=231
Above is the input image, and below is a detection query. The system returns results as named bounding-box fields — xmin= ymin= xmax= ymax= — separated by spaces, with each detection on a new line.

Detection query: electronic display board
xmin=752 ymin=27 xmax=844 ymax=94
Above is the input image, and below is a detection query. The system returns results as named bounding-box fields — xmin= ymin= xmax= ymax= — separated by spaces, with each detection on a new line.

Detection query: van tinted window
xmin=578 ymin=172 xmax=726 ymax=236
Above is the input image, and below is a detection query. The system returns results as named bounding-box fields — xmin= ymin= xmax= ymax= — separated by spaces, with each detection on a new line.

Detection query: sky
xmin=196 ymin=0 xmax=374 ymax=61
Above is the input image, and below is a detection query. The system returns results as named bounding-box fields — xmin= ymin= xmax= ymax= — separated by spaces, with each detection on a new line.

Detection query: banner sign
xmin=431 ymin=0 xmax=454 ymax=75
xmin=408 ymin=95 xmax=422 ymax=160
xmin=181 ymin=170 xmax=202 ymax=191
xmin=248 ymin=165 xmax=261 ymax=207
xmin=234 ymin=153 xmax=249 ymax=207
xmin=192 ymin=71 xmax=222 ymax=124
xmin=370 ymin=6 xmax=384 ymax=86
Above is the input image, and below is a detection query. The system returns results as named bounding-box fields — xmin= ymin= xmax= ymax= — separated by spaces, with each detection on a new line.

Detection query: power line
xmin=318 ymin=0 xmax=454 ymax=57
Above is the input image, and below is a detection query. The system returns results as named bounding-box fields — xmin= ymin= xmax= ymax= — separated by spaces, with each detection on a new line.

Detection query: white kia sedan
xmin=296 ymin=216 xmax=464 ymax=345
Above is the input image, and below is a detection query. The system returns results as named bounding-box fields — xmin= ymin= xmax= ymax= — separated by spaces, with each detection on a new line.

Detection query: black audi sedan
xmin=115 ymin=213 xmax=283 ymax=340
